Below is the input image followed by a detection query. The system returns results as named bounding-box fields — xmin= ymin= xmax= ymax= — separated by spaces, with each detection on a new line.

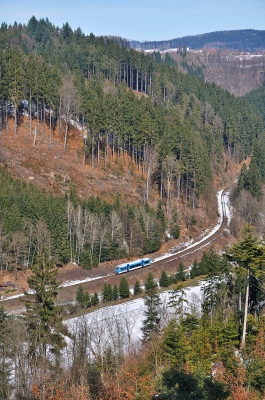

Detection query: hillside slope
xmin=0 ymin=17 xmax=264 ymax=278
xmin=131 ymin=29 xmax=265 ymax=52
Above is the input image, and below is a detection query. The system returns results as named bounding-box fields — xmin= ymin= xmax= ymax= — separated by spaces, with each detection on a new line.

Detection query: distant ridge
xmin=130 ymin=29 xmax=265 ymax=52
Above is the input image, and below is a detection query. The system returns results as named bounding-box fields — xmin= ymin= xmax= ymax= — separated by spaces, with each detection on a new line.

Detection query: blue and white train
xmin=114 ymin=258 xmax=151 ymax=274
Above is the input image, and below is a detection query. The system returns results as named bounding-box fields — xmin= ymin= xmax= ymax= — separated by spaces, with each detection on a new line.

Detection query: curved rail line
xmin=1 ymin=185 xmax=232 ymax=308
xmin=151 ymin=185 xmax=231 ymax=267
xmin=65 ymin=185 xmax=232 ymax=286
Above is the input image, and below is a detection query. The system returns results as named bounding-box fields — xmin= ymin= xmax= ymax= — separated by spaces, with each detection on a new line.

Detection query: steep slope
xmin=0 ymin=17 xmax=264 ymax=278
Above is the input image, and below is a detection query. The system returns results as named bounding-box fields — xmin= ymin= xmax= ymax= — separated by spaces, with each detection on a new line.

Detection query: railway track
xmin=1 ymin=185 xmax=232 ymax=312
xmin=151 ymin=186 xmax=231 ymax=268
xmin=68 ymin=185 xmax=232 ymax=281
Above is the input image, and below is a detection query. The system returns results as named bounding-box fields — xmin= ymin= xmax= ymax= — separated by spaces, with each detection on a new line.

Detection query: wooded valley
xmin=1 ymin=17 xmax=265 ymax=399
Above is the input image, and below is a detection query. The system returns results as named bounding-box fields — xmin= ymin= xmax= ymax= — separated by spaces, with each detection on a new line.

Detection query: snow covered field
xmin=64 ymin=284 xmax=203 ymax=359
xmin=63 ymin=187 xmax=233 ymax=353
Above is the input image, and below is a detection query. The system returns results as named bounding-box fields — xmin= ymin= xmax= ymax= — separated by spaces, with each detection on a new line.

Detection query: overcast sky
xmin=2 ymin=0 xmax=264 ymax=41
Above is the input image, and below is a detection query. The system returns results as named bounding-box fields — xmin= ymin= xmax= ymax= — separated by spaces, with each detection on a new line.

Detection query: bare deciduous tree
xmin=109 ymin=211 xmax=122 ymax=242
xmin=9 ymin=231 xmax=27 ymax=280
xmin=9 ymin=316 xmax=31 ymax=399
xmin=144 ymin=145 xmax=157 ymax=202
xmin=98 ymin=216 xmax=108 ymax=266
xmin=87 ymin=214 xmax=100 ymax=267
xmin=162 ymin=154 xmax=177 ymax=220
xmin=59 ymin=74 xmax=80 ymax=149
xmin=67 ymin=200 xmax=75 ymax=262
xmin=0 ymin=225 xmax=8 ymax=278
xmin=34 ymin=220 xmax=51 ymax=257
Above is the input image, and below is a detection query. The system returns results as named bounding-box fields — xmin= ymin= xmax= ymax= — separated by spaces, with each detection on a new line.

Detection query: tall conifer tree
xmin=141 ymin=273 xmax=161 ymax=341
xmin=119 ymin=276 xmax=130 ymax=298
xmin=23 ymin=253 xmax=65 ymax=391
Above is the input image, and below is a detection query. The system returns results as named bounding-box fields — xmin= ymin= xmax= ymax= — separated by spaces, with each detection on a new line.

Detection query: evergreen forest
xmin=1 ymin=16 xmax=265 ymax=400
xmin=131 ymin=29 xmax=265 ymax=52
xmin=0 ymin=17 xmax=265 ymax=270
xmin=1 ymin=228 xmax=265 ymax=399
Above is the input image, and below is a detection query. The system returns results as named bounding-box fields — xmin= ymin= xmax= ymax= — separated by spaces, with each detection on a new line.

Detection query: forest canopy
xmin=0 ymin=17 xmax=265 ymax=267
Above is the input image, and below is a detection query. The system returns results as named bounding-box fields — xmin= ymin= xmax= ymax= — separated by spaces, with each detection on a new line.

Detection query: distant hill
xmin=130 ymin=29 xmax=265 ymax=52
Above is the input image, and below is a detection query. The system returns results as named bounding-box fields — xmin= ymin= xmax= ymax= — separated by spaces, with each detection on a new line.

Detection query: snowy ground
xmin=63 ymin=187 xmax=233 ymax=353
xmin=64 ymin=284 xmax=203 ymax=361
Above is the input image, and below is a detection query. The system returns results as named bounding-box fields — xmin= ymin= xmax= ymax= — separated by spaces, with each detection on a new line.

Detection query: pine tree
xmin=101 ymin=282 xmax=111 ymax=303
xmin=113 ymin=284 xmax=119 ymax=300
xmin=107 ymin=283 xmax=114 ymax=301
xmin=176 ymin=262 xmax=186 ymax=282
xmin=91 ymin=291 xmax=99 ymax=306
xmin=226 ymin=224 xmax=265 ymax=348
xmin=76 ymin=285 xmax=85 ymax=307
xmin=102 ymin=283 xmax=109 ymax=303
xmin=119 ymin=276 xmax=130 ymax=298
xmin=133 ymin=280 xmax=142 ymax=295
xmin=236 ymin=163 xmax=248 ymax=194
xmin=84 ymin=291 xmax=91 ymax=308
xmin=190 ymin=259 xmax=200 ymax=279
xmin=27 ymin=16 xmax=38 ymax=37
xmin=141 ymin=273 xmax=161 ymax=341
xmin=7 ymin=46 xmax=24 ymax=137
xmin=247 ymin=159 xmax=263 ymax=200
xmin=197 ymin=252 xmax=209 ymax=276
xmin=168 ymin=284 xmax=188 ymax=320
xmin=159 ymin=270 xmax=170 ymax=287
xmin=201 ymin=276 xmax=220 ymax=326
xmin=23 ymin=254 xmax=65 ymax=390
xmin=102 ymin=283 xmax=113 ymax=302
xmin=156 ymin=200 xmax=166 ymax=231
xmin=202 ymin=246 xmax=222 ymax=277
xmin=163 ymin=320 xmax=189 ymax=370
xmin=144 ymin=272 xmax=157 ymax=291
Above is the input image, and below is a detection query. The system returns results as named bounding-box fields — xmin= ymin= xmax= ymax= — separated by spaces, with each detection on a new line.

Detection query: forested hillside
xmin=131 ymin=29 xmax=265 ymax=96
xmin=164 ymin=49 xmax=265 ymax=96
xmin=2 ymin=17 xmax=265 ymax=400
xmin=131 ymin=29 xmax=265 ymax=51
xmin=244 ymin=84 xmax=265 ymax=124
xmin=0 ymin=17 xmax=265 ymax=270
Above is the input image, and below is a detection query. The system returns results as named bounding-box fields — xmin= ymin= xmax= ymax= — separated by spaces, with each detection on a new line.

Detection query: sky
xmin=2 ymin=0 xmax=265 ymax=42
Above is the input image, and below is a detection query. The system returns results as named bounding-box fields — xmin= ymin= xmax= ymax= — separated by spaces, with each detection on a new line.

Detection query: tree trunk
xmin=167 ymin=176 xmax=171 ymax=217
xmin=5 ymin=109 xmax=7 ymax=131
xmin=49 ymin=106 xmax=52 ymax=145
xmin=14 ymin=103 xmax=17 ymax=137
xmin=92 ymin=135 xmax=95 ymax=169
xmin=33 ymin=127 xmax=37 ymax=145
xmin=43 ymin=102 xmax=46 ymax=138
xmin=241 ymin=267 xmax=249 ymax=349
xmin=106 ymin=132 xmax=109 ymax=160
xmin=58 ymin=96 xmax=61 ymax=131
xmin=0 ymin=107 xmax=2 ymax=132
xmin=160 ymin=169 xmax=163 ymax=198
xmin=29 ymin=89 xmax=32 ymax=135
xmin=97 ymin=133 xmax=100 ymax=166
xmin=64 ymin=123 xmax=68 ymax=149
xmin=37 ymin=96 xmax=39 ymax=131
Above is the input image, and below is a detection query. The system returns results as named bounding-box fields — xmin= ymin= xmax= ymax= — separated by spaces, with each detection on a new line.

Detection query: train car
xmin=114 ymin=258 xmax=151 ymax=274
